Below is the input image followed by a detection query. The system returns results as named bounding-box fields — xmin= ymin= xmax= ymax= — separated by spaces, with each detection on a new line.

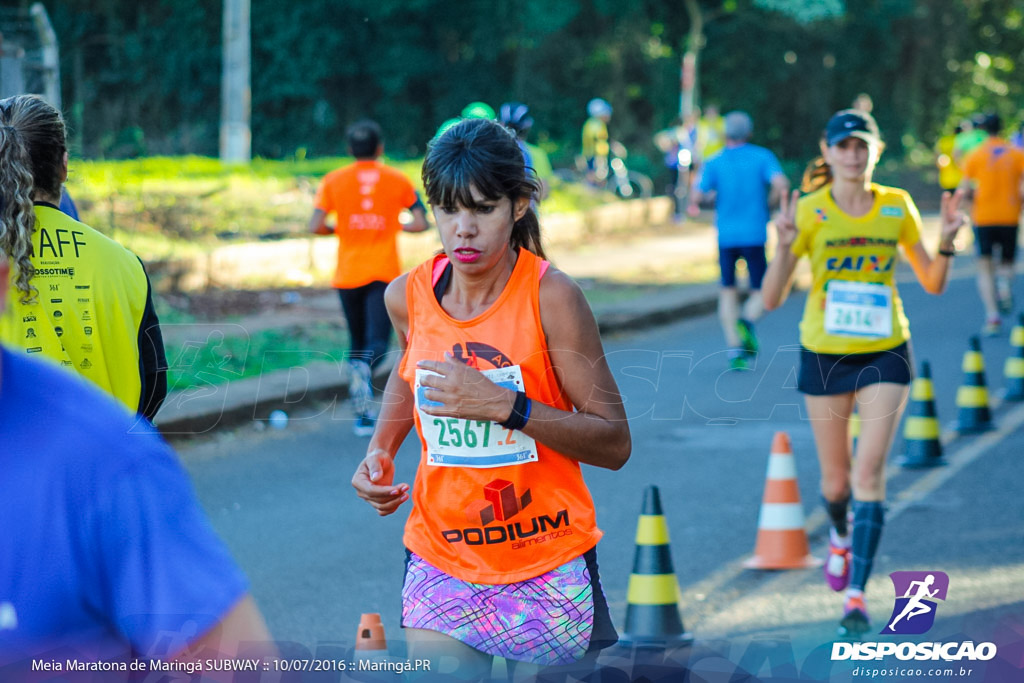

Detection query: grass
xmin=59 ymin=156 xmax=703 ymax=393
xmin=156 ymin=268 xmax=721 ymax=393
xmin=63 ymin=155 xmax=609 ymax=260
xmin=164 ymin=321 xmax=347 ymax=391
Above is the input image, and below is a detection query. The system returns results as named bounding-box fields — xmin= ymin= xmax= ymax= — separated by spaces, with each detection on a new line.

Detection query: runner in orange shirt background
xmin=959 ymin=113 xmax=1024 ymax=336
xmin=309 ymin=120 xmax=429 ymax=435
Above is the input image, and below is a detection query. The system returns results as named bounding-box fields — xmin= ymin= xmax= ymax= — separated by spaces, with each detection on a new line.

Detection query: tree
xmin=678 ymin=0 xmax=846 ymax=120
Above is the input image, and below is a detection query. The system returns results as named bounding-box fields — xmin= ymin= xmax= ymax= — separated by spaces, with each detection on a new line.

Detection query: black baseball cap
xmin=825 ymin=109 xmax=881 ymax=147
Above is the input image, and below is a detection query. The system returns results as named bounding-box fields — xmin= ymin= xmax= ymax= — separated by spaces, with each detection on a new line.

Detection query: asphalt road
xmin=176 ymin=260 xmax=1024 ymax=679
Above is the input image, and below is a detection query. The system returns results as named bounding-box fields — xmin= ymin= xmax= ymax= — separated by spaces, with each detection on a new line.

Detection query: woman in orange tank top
xmin=351 ymin=118 xmax=631 ymax=678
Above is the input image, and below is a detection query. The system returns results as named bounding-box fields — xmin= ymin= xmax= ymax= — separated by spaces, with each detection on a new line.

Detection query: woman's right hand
xmin=775 ymin=189 xmax=801 ymax=247
xmin=352 ymin=448 xmax=409 ymax=516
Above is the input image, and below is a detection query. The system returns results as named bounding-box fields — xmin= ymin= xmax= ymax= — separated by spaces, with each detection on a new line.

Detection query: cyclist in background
xmin=655 ymin=115 xmax=698 ymax=221
xmin=582 ymin=98 xmax=612 ymax=184
xmin=500 ymin=101 xmax=551 ymax=202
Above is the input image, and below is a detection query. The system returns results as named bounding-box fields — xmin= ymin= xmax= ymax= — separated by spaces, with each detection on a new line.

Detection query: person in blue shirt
xmin=0 ymin=253 xmax=273 ymax=672
xmin=688 ymin=111 xmax=790 ymax=370
xmin=59 ymin=188 xmax=79 ymax=220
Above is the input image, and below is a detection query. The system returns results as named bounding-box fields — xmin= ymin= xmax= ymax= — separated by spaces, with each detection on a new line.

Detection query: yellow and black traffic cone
xmin=954 ymin=336 xmax=995 ymax=433
xmin=619 ymin=486 xmax=693 ymax=648
xmin=1003 ymin=315 xmax=1024 ymax=401
xmin=900 ymin=360 xmax=944 ymax=468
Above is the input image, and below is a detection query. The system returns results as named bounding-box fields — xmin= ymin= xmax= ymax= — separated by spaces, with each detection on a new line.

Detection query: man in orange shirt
xmin=309 ymin=120 xmax=429 ymax=435
xmin=960 ymin=113 xmax=1024 ymax=336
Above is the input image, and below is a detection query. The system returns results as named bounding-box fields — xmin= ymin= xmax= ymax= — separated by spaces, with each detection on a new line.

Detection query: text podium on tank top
xmin=400 ymin=249 xmax=602 ymax=585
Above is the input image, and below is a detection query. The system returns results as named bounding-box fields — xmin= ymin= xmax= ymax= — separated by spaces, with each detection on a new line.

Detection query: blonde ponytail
xmin=801 ymin=155 xmax=832 ymax=193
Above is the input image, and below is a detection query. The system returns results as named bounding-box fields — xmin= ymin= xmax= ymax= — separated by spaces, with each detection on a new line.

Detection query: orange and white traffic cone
xmin=743 ymin=432 xmax=821 ymax=570
xmin=354 ymin=612 xmax=387 ymax=653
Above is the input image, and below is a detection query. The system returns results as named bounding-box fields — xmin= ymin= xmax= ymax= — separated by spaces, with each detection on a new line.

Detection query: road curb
xmin=155 ymin=283 xmax=722 ymax=438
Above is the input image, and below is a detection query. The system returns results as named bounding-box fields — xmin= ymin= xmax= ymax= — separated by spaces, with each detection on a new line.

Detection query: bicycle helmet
xmin=434 ymin=117 xmax=463 ymax=139
xmin=461 ymin=101 xmax=496 ymax=120
xmin=587 ymin=98 xmax=612 ymax=118
xmin=499 ymin=102 xmax=533 ymax=134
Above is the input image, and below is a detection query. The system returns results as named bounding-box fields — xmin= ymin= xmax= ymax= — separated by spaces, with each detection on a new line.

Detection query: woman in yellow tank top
xmin=762 ymin=109 xmax=967 ymax=637
xmin=351 ymin=118 xmax=630 ymax=678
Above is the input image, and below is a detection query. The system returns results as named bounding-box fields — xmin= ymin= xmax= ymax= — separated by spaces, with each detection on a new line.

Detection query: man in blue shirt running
xmin=0 ymin=254 xmax=274 ymax=672
xmin=689 ymin=111 xmax=789 ymax=370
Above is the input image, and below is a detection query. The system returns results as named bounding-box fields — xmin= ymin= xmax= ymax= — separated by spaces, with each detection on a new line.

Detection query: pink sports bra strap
xmin=431 ymin=256 xmax=450 ymax=287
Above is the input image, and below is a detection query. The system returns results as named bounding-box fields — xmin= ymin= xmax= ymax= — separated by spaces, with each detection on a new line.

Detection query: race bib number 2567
xmin=415 ymin=365 xmax=539 ymax=468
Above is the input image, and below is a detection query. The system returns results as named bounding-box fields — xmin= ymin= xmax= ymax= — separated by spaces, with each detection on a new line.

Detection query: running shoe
xmin=824 ymin=542 xmax=851 ymax=592
xmin=349 ymin=360 xmax=373 ymax=415
xmin=737 ymin=319 xmax=760 ymax=355
xmin=838 ymin=595 xmax=871 ymax=637
xmin=353 ymin=412 xmax=376 ymax=438
xmin=983 ymin=317 xmax=1002 ymax=338
xmin=998 ymin=291 xmax=1014 ymax=315
xmin=729 ymin=353 xmax=750 ymax=371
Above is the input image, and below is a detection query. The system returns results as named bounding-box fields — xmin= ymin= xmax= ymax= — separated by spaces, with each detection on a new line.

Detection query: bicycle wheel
xmin=616 ymin=171 xmax=653 ymax=199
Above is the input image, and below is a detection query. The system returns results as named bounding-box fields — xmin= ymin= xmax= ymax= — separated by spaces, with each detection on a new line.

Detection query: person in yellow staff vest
xmin=0 ymin=95 xmax=166 ymax=421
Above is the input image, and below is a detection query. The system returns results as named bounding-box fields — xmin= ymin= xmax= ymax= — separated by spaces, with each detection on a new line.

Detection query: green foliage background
xmin=28 ymin=0 xmax=1024 ymax=164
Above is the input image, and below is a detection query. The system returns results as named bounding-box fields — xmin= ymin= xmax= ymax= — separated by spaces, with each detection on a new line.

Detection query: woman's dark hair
xmin=0 ymin=95 xmax=67 ymax=302
xmin=422 ymin=118 xmax=545 ymax=259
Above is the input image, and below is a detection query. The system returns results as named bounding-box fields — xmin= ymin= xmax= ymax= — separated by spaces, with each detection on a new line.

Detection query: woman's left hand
xmin=940 ymin=188 xmax=968 ymax=242
xmin=417 ymin=353 xmax=514 ymax=424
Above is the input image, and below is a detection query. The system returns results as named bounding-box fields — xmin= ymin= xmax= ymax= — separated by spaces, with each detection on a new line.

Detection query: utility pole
xmin=220 ymin=0 xmax=250 ymax=162
xmin=680 ymin=0 xmax=703 ymax=121
xmin=30 ymin=2 xmax=59 ymax=109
